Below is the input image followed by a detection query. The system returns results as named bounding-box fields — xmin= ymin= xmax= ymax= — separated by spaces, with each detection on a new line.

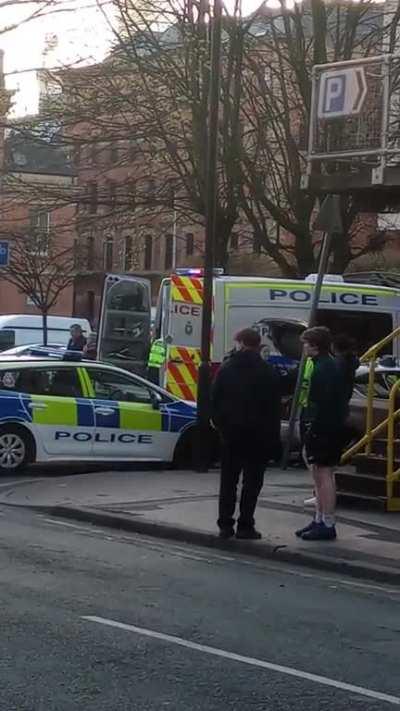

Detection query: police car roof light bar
xmin=26 ymin=348 xmax=84 ymax=363
xmin=175 ymin=268 xmax=224 ymax=277
xmin=63 ymin=351 xmax=84 ymax=362
xmin=28 ymin=348 xmax=64 ymax=358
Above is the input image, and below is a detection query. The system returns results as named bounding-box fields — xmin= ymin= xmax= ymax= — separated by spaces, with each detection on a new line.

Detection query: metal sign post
xmin=281 ymin=195 xmax=343 ymax=469
xmin=196 ymin=0 xmax=222 ymax=472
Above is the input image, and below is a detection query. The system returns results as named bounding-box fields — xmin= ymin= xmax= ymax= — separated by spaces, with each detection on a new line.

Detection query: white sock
xmin=323 ymin=514 xmax=335 ymax=528
xmin=314 ymin=510 xmax=322 ymax=523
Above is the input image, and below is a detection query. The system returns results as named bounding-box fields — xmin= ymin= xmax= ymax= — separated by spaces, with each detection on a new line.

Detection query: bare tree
xmin=9 ymin=0 xmax=400 ymax=276
xmin=1 ymin=232 xmax=79 ymax=344
xmin=238 ymin=1 xmax=396 ymax=277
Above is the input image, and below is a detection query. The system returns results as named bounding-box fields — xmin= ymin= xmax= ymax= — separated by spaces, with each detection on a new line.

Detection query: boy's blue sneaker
xmin=295 ymin=520 xmax=319 ymax=538
xmin=302 ymin=523 xmax=337 ymax=541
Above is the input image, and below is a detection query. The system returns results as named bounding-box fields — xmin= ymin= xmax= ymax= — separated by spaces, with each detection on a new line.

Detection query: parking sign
xmin=318 ymin=67 xmax=367 ymax=119
xmin=0 ymin=241 xmax=9 ymax=267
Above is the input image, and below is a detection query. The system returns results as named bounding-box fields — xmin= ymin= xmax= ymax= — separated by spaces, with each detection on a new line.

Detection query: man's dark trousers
xmin=218 ymin=428 xmax=268 ymax=531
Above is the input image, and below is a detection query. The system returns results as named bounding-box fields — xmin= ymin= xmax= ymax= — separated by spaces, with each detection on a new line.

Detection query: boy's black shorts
xmin=302 ymin=424 xmax=345 ymax=467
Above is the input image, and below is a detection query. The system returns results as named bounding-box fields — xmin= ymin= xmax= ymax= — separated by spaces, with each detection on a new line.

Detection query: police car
xmin=0 ymin=353 xmax=198 ymax=472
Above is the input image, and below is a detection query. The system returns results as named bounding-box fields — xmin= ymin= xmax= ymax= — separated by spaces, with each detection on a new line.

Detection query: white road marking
xmin=42 ymin=519 xmax=93 ymax=532
xmin=83 ymin=615 xmax=400 ymax=706
xmin=0 ymin=477 xmax=46 ymax=489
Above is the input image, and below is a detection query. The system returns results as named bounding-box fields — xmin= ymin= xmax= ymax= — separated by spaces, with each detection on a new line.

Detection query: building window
xmin=73 ymin=142 xmax=81 ymax=167
xmin=253 ymin=231 xmax=262 ymax=255
xmin=88 ymin=181 xmax=98 ymax=214
xmin=165 ymin=233 xmax=173 ymax=270
xmin=144 ymin=234 xmax=152 ymax=270
xmin=230 ymin=233 xmax=239 ymax=251
xmin=124 ymin=235 xmax=133 ymax=271
xmin=108 ymin=181 xmax=117 ymax=211
xmin=87 ymin=291 xmax=95 ymax=323
xmin=87 ymin=235 xmax=95 ymax=270
xmin=127 ymin=179 xmax=136 ymax=211
xmin=73 ymin=238 xmax=79 ymax=269
xmin=147 ymin=178 xmax=155 ymax=202
xmin=29 ymin=209 xmax=50 ymax=254
xmin=129 ymin=139 xmax=138 ymax=161
xmin=167 ymin=181 xmax=175 ymax=207
xmin=109 ymin=141 xmax=118 ymax=164
xmin=90 ymin=142 xmax=98 ymax=166
xmin=103 ymin=237 xmax=114 ymax=271
xmin=186 ymin=232 xmax=194 ymax=257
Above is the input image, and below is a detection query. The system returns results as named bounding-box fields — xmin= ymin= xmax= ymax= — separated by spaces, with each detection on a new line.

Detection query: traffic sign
xmin=317 ymin=67 xmax=367 ymax=119
xmin=0 ymin=241 xmax=9 ymax=267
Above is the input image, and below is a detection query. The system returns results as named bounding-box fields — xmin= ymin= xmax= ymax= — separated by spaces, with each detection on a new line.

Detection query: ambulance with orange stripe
xmin=150 ymin=270 xmax=400 ymax=402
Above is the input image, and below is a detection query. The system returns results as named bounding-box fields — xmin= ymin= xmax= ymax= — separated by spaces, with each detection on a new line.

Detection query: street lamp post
xmin=196 ymin=0 xmax=223 ymax=471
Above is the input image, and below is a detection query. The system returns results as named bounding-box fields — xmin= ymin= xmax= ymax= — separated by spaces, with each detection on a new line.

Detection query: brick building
xmin=0 ymin=56 xmax=76 ymax=318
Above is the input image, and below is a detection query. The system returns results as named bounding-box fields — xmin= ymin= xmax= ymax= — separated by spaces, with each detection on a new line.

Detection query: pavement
xmin=1 ymin=465 xmax=400 ymax=584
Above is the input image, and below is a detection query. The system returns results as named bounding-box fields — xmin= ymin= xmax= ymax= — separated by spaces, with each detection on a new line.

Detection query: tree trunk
xmin=330 ymin=231 xmax=352 ymax=275
xmin=214 ymin=213 xmax=236 ymax=270
xmin=294 ymin=230 xmax=318 ymax=278
xmin=41 ymin=309 xmax=48 ymax=346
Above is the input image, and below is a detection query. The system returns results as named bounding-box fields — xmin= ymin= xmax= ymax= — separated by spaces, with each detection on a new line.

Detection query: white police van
xmin=0 ymin=353 xmax=199 ymax=472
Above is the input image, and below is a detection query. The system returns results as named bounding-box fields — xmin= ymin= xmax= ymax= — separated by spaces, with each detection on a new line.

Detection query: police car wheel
xmin=173 ymin=427 xmax=220 ymax=469
xmin=0 ymin=426 xmax=34 ymax=473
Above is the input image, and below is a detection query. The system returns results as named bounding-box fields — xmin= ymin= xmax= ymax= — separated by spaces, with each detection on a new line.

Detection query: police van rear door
xmin=98 ymin=274 xmax=151 ymax=376
xmin=165 ymin=273 xmax=203 ymax=401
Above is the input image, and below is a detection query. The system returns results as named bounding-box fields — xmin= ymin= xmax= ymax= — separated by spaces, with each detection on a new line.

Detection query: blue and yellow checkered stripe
xmin=0 ymin=391 xmax=196 ymax=434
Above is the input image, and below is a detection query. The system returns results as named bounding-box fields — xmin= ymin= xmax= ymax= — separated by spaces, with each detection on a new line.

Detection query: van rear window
xmin=0 ymin=330 xmax=15 ymax=352
xmin=315 ymin=310 xmax=393 ymax=355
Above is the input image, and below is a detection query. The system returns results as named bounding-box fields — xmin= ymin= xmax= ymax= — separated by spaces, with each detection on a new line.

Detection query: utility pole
xmin=281 ymin=194 xmax=343 ymax=468
xmin=196 ymin=0 xmax=223 ymax=471
xmin=172 ymin=209 xmax=177 ymax=270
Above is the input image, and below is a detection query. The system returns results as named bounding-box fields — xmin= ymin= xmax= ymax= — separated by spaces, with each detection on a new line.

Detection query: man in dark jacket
xmin=67 ymin=324 xmax=87 ymax=352
xmin=211 ymin=328 xmax=281 ymax=540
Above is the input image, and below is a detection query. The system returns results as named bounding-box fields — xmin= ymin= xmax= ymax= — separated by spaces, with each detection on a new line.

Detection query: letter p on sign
xmin=317 ymin=67 xmax=367 ymax=119
xmin=322 ymin=75 xmax=346 ymax=115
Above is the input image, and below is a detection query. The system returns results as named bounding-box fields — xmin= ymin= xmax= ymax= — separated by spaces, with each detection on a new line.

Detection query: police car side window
xmin=5 ymin=367 xmax=83 ymax=397
xmin=0 ymin=368 xmax=83 ymax=396
xmin=88 ymin=369 xmax=152 ymax=404
xmin=45 ymin=369 xmax=83 ymax=398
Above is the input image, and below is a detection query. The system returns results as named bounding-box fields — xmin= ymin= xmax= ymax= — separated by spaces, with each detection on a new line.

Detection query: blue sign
xmin=0 ymin=241 xmax=9 ymax=267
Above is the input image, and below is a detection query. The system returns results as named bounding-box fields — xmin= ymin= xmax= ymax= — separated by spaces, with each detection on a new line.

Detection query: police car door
xmin=98 ymin=274 xmax=151 ymax=376
xmin=84 ymin=366 xmax=166 ymax=460
xmin=20 ymin=365 xmax=94 ymax=458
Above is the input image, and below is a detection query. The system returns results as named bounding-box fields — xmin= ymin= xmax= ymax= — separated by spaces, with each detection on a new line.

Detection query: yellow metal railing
xmin=386 ymin=379 xmax=400 ymax=501
xmin=341 ymin=326 xmax=400 ymax=509
xmin=359 ymin=326 xmax=400 ymax=456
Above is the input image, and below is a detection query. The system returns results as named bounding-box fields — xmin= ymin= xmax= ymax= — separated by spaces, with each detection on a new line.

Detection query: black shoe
xmin=236 ymin=528 xmax=262 ymax=540
xmin=295 ymin=520 xmax=318 ymax=538
xmin=302 ymin=524 xmax=337 ymax=541
xmin=219 ymin=526 xmax=235 ymax=539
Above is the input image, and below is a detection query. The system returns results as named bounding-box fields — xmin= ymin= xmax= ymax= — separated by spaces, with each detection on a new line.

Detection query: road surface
xmin=1 ymin=504 xmax=399 ymax=710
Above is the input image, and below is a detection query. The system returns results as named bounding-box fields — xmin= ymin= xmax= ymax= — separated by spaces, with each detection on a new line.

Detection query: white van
xmin=0 ymin=315 xmax=91 ymax=352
